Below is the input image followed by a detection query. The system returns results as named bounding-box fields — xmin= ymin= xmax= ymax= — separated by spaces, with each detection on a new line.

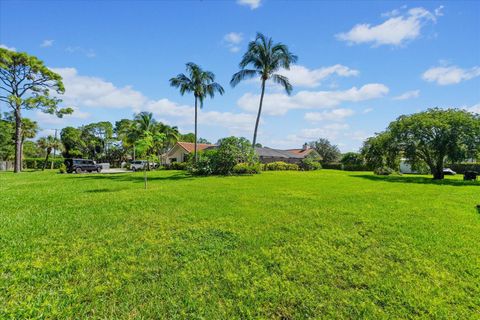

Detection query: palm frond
xmin=230 ymin=69 xmax=258 ymax=87
xmin=272 ymin=74 xmax=293 ymax=95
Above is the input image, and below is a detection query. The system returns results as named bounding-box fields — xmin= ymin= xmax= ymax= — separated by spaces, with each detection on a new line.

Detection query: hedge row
xmin=322 ymin=163 xmax=370 ymax=171
xmin=447 ymin=163 xmax=480 ymax=174
xmin=23 ymin=158 xmax=64 ymax=169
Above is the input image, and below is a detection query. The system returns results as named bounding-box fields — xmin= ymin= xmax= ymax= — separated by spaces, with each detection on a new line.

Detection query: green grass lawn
xmin=0 ymin=170 xmax=479 ymax=319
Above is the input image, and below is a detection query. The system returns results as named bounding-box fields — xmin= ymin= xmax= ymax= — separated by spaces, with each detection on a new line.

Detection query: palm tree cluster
xmin=115 ymin=112 xmax=180 ymax=162
xmin=170 ymin=32 xmax=297 ymax=161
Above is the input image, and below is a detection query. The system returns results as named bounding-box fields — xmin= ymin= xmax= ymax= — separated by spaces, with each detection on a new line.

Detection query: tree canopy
xmin=389 ymin=108 xmax=480 ymax=179
xmin=308 ymin=138 xmax=341 ymax=164
xmin=0 ymin=48 xmax=72 ymax=172
xmin=362 ymin=108 xmax=480 ymax=179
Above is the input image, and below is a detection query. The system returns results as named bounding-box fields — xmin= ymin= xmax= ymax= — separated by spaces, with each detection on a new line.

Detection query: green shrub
xmin=287 ymin=163 xmax=299 ymax=171
xmin=301 ymin=158 xmax=322 ymax=171
xmin=58 ymin=163 xmax=67 ymax=174
xmin=322 ymin=163 xmax=343 ymax=170
xmin=340 ymin=152 xmax=364 ymax=166
xmin=374 ymin=166 xmax=394 ymax=175
xmin=189 ymin=137 xmax=257 ymax=176
xmin=23 ymin=158 xmax=64 ymax=169
xmin=187 ymin=150 xmax=215 ymax=175
xmin=265 ymin=161 xmax=288 ymax=171
xmin=342 ymin=164 xmax=370 ymax=171
xmin=165 ymin=162 xmax=188 ymax=170
xmin=232 ymin=163 xmax=261 ymax=174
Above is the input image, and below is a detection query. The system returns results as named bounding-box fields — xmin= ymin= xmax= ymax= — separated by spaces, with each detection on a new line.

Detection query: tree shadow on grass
xmin=70 ymin=172 xmax=194 ymax=184
xmin=351 ymin=174 xmax=480 ymax=187
xmin=84 ymin=188 xmax=123 ymax=193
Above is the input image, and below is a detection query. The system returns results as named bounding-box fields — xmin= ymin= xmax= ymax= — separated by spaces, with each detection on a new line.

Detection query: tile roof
xmin=286 ymin=148 xmax=316 ymax=156
xmin=254 ymin=147 xmax=305 ymax=159
xmin=176 ymin=142 xmax=216 ymax=153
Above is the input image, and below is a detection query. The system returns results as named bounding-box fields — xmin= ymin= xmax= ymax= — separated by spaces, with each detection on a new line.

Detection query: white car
xmin=130 ymin=160 xmax=157 ymax=171
xmin=130 ymin=160 xmax=148 ymax=171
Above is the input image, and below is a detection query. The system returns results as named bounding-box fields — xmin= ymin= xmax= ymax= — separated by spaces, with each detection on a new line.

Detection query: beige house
xmin=163 ymin=142 xmax=215 ymax=164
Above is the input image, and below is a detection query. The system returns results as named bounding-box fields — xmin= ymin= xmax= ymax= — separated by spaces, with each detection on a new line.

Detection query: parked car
xmin=65 ymin=158 xmax=102 ymax=174
xmin=443 ymin=168 xmax=456 ymax=175
xmin=130 ymin=160 xmax=157 ymax=171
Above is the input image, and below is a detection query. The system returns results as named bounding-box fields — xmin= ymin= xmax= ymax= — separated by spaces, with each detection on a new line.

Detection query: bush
xmin=263 ymin=162 xmax=299 ymax=171
xmin=58 ymin=163 xmax=67 ymax=174
xmin=23 ymin=158 xmax=64 ymax=169
xmin=287 ymin=163 xmax=299 ymax=171
xmin=265 ymin=161 xmax=287 ymax=171
xmin=187 ymin=150 xmax=215 ymax=175
xmin=165 ymin=162 xmax=188 ymax=170
xmin=340 ymin=152 xmax=364 ymax=166
xmin=374 ymin=166 xmax=394 ymax=175
xmin=342 ymin=164 xmax=370 ymax=171
xmin=232 ymin=163 xmax=262 ymax=174
xmin=322 ymin=163 xmax=343 ymax=170
xmin=189 ymin=137 xmax=257 ymax=176
xmin=301 ymin=158 xmax=322 ymax=171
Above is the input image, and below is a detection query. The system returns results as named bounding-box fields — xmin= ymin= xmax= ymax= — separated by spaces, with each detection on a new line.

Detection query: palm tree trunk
xmin=252 ymin=79 xmax=266 ymax=148
xmin=14 ymin=108 xmax=22 ymax=173
xmin=194 ymin=96 xmax=198 ymax=163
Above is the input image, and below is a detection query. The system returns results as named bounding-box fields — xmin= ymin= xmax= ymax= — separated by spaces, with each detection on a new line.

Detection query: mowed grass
xmin=0 ymin=170 xmax=479 ymax=319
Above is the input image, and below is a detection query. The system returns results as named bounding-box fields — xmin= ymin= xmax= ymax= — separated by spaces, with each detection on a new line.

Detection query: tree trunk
xmin=14 ymin=108 xmax=22 ymax=173
xmin=432 ymin=156 xmax=445 ymax=180
xmin=194 ymin=96 xmax=198 ymax=163
xmin=52 ymin=129 xmax=57 ymax=169
xmin=42 ymin=149 xmax=51 ymax=171
xmin=252 ymin=79 xmax=266 ymax=148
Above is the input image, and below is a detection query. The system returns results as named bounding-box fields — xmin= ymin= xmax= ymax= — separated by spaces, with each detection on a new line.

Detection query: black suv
xmin=65 ymin=158 xmax=102 ymax=173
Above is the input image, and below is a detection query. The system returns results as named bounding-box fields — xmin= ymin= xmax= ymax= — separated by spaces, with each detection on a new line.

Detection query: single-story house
xmin=255 ymin=144 xmax=320 ymax=164
xmin=163 ymin=142 xmax=319 ymax=165
xmin=163 ymin=142 xmax=216 ymax=164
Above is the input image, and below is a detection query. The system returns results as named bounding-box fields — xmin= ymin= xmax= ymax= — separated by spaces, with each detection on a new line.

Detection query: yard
xmin=0 ymin=170 xmax=479 ymax=319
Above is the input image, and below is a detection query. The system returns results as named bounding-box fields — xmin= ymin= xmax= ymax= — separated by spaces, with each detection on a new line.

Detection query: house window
xmin=170 ymin=158 xmax=177 ymax=163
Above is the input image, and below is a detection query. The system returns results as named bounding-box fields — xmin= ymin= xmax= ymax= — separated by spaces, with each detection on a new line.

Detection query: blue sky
xmin=1 ymin=0 xmax=479 ymax=151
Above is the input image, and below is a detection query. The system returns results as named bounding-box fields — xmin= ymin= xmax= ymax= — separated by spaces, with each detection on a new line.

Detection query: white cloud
xmin=40 ymin=40 xmax=54 ymax=47
xmin=223 ymin=32 xmax=243 ymax=53
xmin=393 ymin=89 xmax=420 ymax=100
xmin=0 ymin=44 xmax=16 ymax=51
xmin=34 ymin=107 xmax=90 ymax=126
xmin=237 ymin=83 xmax=389 ymax=115
xmin=65 ymin=46 xmax=96 ymax=58
xmin=434 ymin=5 xmax=444 ymax=17
xmin=51 ymin=67 xmax=147 ymax=109
xmin=304 ymin=109 xmax=355 ymax=122
xmin=466 ymin=103 xmax=480 ymax=114
xmin=363 ymin=108 xmax=374 ymax=114
xmin=142 ymin=99 xmax=256 ymax=134
xmin=285 ymin=123 xmax=350 ymax=145
xmin=422 ymin=65 xmax=480 ymax=85
xmin=237 ymin=0 xmax=261 ymax=9
xmin=336 ymin=7 xmax=441 ymax=46
xmin=279 ymin=64 xmax=359 ymax=88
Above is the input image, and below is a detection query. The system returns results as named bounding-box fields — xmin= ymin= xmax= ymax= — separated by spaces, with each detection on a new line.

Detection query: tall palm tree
xmin=231 ymin=32 xmax=297 ymax=148
xmin=170 ymin=63 xmax=224 ymax=162
xmin=37 ymin=135 xmax=60 ymax=170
